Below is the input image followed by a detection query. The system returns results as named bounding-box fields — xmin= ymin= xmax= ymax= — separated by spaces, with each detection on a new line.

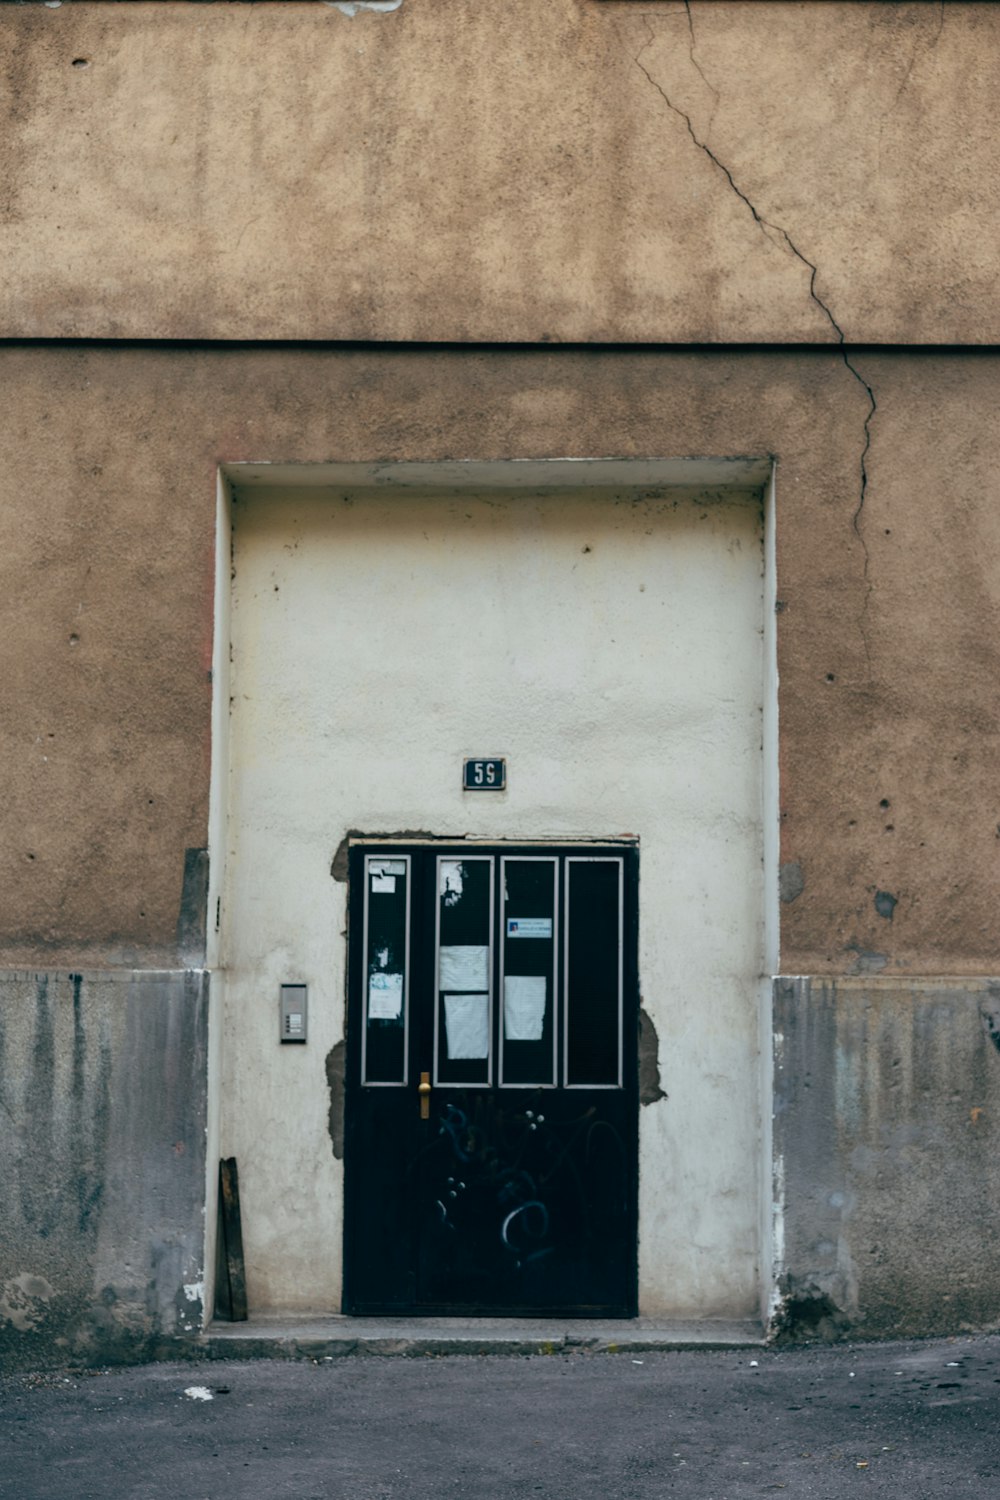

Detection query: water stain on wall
xmin=176 ymin=848 xmax=209 ymax=963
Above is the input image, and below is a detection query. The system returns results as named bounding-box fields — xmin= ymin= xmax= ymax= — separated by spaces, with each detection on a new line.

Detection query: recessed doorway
xmin=210 ymin=458 xmax=774 ymax=1324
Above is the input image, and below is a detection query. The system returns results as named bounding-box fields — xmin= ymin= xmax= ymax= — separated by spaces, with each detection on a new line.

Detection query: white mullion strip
xmin=402 ymin=854 xmax=411 ymax=1087
xmin=551 ymin=855 xmax=559 ymax=1089
xmin=499 ymin=856 xmax=508 ymax=1088
xmin=433 ymin=855 xmax=443 ymax=1088
xmin=360 ymin=854 xmax=371 ymax=1086
xmin=562 ymin=857 xmax=571 ymax=1090
xmin=616 ymin=856 xmax=624 ymax=1088
xmin=487 ymin=857 xmax=495 ymax=1087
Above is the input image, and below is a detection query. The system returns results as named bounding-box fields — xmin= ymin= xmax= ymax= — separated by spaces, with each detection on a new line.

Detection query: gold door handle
xmin=418 ymin=1071 xmax=432 ymax=1120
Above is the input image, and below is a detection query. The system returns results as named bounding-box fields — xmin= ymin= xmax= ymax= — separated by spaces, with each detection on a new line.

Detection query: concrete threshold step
xmin=202 ymin=1316 xmax=765 ymax=1359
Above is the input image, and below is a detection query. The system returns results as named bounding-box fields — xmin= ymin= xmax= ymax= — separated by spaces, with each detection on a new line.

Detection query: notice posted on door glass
xmin=439 ymin=945 xmax=489 ymax=991
xmin=368 ymin=971 xmax=403 ymax=1019
xmin=443 ymin=993 xmax=489 ymax=1058
xmin=503 ymin=975 xmax=546 ymax=1040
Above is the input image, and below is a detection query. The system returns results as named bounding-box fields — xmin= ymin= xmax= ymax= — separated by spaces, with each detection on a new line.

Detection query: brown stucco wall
xmin=2 ymin=344 xmax=998 ymax=976
xmin=2 ymin=1 xmax=997 ymax=343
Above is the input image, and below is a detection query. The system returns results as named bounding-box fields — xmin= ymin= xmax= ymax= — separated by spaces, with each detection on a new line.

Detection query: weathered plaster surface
xmin=0 ymin=969 xmax=208 ymax=1370
xmin=2 ymin=346 xmax=999 ymax=977
xmin=1 ymin=2 xmax=996 ymax=342
xmin=3 ymin=0 xmax=998 ymax=1358
xmin=774 ymin=976 xmax=1000 ymax=1338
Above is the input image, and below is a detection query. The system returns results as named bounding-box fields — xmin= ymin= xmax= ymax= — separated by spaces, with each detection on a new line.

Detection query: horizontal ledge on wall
xmin=4 ymin=339 xmax=1000 ymax=355
xmin=775 ymin=974 xmax=1000 ymax=992
xmin=224 ymin=456 xmax=773 ymax=494
xmin=0 ymin=967 xmax=208 ymax=984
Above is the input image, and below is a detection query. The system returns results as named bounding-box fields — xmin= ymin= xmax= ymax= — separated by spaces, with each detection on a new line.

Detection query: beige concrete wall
xmin=2 ymin=2 xmax=997 ymax=343
xmin=2 ymin=346 xmax=999 ymax=979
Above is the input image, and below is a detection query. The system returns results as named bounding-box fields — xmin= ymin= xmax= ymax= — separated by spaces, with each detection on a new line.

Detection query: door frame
xmin=342 ymin=838 xmax=640 ymax=1317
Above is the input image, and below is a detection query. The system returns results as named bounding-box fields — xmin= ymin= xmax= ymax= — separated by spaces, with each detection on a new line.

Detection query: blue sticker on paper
xmin=506 ymin=917 xmax=553 ymax=939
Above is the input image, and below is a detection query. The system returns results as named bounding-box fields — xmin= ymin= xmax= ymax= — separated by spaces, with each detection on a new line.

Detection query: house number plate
xmin=463 ymin=757 xmax=506 ymax=791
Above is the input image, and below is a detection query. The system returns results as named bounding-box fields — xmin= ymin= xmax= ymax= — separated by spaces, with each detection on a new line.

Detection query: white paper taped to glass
xmin=368 ymin=971 xmax=403 ymax=1019
xmin=370 ymin=859 xmax=406 ymax=894
xmin=503 ymin=975 xmax=546 ymax=1040
xmin=444 ymin=993 xmax=489 ymax=1059
xmin=439 ymin=945 xmax=490 ymax=991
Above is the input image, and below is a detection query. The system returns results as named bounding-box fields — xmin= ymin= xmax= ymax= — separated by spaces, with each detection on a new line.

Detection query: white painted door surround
xmin=208 ymin=459 xmax=776 ymax=1323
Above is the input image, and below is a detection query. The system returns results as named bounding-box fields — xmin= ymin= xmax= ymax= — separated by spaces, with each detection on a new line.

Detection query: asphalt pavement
xmin=3 ymin=1333 xmax=999 ymax=1499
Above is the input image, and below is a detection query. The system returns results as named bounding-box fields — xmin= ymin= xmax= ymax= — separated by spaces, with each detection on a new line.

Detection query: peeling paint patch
xmin=0 ymin=1273 xmax=55 ymax=1333
xmin=183 ymin=1280 xmax=204 ymax=1304
xmin=874 ymin=889 xmax=898 ymax=921
xmin=327 ymin=0 xmax=402 ymax=14
xmin=325 ymin=1039 xmax=346 ymax=1159
xmin=331 ymin=830 xmax=450 ymax=881
xmin=845 ymin=944 xmax=888 ymax=975
xmin=638 ymin=1006 xmax=666 ymax=1106
xmin=778 ymin=862 xmax=804 ymax=904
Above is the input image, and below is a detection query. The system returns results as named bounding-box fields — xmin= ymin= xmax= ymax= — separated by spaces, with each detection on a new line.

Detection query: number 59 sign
xmin=462 ymin=757 xmax=506 ymax=791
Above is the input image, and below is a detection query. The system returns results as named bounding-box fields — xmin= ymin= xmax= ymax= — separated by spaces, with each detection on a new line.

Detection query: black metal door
xmin=343 ymin=844 xmax=638 ymax=1316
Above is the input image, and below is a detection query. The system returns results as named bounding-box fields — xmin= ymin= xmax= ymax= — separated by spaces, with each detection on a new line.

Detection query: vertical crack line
xmin=843 ymin=352 xmax=876 ymax=672
xmin=632 ymin=26 xmax=877 ymax=672
xmin=632 ymin=29 xmax=790 ymax=261
xmin=683 ymin=1 xmax=720 ymax=137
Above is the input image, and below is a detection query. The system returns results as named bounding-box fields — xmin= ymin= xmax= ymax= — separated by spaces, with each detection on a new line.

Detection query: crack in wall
xmin=683 ymin=1 xmax=720 ymax=138
xmin=845 ymin=352 xmax=875 ymax=669
xmin=633 ymin=20 xmax=877 ymax=668
xmin=890 ymin=0 xmax=945 ymax=117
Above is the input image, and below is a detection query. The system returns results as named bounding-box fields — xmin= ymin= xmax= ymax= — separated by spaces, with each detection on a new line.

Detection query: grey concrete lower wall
xmin=773 ymin=976 xmax=1000 ymax=1340
xmin=0 ymin=969 xmax=208 ymax=1370
xmin=5 ymin=966 xmax=1000 ymax=1366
